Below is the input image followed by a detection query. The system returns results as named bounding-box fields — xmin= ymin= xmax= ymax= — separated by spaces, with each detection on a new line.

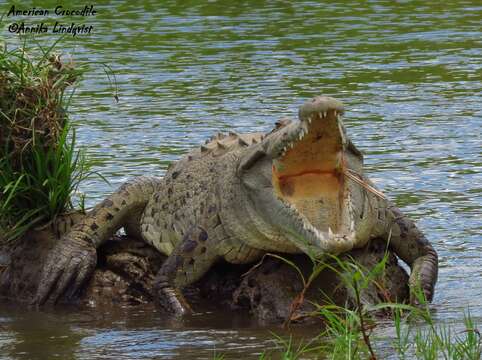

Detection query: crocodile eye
xmin=239 ymin=149 xmax=266 ymax=172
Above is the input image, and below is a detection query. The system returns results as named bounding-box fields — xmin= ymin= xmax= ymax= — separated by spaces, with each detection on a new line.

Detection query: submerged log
xmin=0 ymin=228 xmax=408 ymax=324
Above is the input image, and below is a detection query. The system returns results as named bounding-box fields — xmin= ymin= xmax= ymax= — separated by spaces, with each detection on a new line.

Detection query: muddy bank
xmin=0 ymin=229 xmax=408 ymax=324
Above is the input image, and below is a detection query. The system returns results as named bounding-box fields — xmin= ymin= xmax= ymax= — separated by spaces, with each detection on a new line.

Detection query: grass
xmin=0 ymin=38 xmax=97 ymax=243
xmin=266 ymin=252 xmax=481 ymax=359
xmin=217 ymin=251 xmax=481 ymax=359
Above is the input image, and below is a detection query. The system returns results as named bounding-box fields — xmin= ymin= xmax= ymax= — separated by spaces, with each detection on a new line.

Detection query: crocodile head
xmin=238 ymin=96 xmax=365 ymax=257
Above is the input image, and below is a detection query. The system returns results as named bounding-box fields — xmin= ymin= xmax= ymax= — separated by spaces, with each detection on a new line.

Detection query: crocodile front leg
xmin=386 ymin=205 xmax=438 ymax=304
xmin=154 ymin=225 xmax=219 ymax=316
xmin=33 ymin=176 xmax=160 ymax=305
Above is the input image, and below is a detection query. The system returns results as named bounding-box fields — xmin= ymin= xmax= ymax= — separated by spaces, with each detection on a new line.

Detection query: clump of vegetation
xmin=259 ymin=252 xmax=481 ymax=359
xmin=0 ymin=40 xmax=91 ymax=243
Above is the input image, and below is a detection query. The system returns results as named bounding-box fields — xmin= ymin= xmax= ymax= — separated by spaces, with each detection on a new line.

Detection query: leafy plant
xmin=0 ymin=38 xmax=103 ymax=243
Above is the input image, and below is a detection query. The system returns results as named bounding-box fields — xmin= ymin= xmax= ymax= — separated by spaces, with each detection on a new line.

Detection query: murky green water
xmin=1 ymin=0 xmax=481 ymax=358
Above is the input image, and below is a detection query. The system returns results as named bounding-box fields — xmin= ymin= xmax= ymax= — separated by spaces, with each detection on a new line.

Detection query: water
xmin=1 ymin=0 xmax=481 ymax=358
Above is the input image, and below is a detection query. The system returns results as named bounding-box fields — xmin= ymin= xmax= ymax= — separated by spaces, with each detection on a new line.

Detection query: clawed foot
xmin=409 ymin=286 xmax=433 ymax=307
xmin=154 ymin=280 xmax=192 ymax=316
xmin=32 ymin=235 xmax=97 ymax=306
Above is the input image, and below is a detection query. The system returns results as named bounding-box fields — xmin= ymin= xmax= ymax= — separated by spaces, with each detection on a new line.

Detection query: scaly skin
xmin=34 ymin=96 xmax=438 ymax=314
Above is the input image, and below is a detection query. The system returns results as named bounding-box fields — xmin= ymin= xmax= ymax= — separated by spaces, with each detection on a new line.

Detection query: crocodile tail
xmin=67 ymin=176 xmax=161 ymax=248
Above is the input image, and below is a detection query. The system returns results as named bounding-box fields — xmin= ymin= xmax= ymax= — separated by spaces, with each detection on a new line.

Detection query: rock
xmin=0 ymin=230 xmax=409 ymax=324
xmin=0 ymin=229 xmax=54 ymax=301
xmin=232 ymin=242 xmax=409 ymax=324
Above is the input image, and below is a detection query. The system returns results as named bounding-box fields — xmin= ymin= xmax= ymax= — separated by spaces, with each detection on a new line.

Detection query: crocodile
xmin=34 ymin=96 xmax=438 ymax=315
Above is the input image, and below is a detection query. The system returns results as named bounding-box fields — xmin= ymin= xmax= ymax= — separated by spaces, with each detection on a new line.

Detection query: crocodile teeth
xmin=323 ymin=111 xmax=327 ymax=118
xmin=308 ymin=116 xmax=312 ymax=124
xmin=328 ymin=227 xmax=334 ymax=238
xmin=316 ymin=229 xmax=324 ymax=240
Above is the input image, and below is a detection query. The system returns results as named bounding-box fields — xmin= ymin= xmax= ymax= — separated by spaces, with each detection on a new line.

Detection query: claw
xmin=156 ymin=285 xmax=192 ymax=316
xmin=33 ymin=235 xmax=97 ymax=306
xmin=49 ymin=265 xmax=78 ymax=305
xmin=154 ymin=274 xmax=192 ymax=316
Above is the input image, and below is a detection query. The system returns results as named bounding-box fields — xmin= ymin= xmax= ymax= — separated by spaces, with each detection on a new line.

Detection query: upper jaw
xmin=298 ymin=95 xmax=345 ymax=123
xmin=267 ymin=96 xmax=347 ymax=160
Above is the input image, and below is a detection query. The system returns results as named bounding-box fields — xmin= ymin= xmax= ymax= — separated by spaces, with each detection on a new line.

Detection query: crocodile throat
xmin=271 ymin=101 xmax=352 ymax=251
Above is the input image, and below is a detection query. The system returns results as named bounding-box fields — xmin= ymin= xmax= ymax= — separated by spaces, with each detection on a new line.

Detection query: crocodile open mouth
xmin=272 ymin=104 xmax=353 ymax=252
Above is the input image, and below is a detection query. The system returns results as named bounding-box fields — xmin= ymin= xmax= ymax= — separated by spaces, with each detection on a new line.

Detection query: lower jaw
xmin=275 ymin=170 xmax=345 ymax=233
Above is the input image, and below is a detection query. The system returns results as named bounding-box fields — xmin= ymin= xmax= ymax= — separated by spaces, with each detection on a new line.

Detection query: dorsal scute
xmin=183 ymin=117 xmax=293 ymax=162
xmin=187 ymin=132 xmax=264 ymax=160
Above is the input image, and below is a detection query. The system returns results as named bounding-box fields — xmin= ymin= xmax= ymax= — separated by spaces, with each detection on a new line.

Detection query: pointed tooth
xmin=299 ymin=133 xmax=303 ymax=140
xmin=316 ymin=229 xmax=323 ymax=239
xmin=323 ymin=111 xmax=327 ymax=118
xmin=328 ymin=227 xmax=334 ymax=238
